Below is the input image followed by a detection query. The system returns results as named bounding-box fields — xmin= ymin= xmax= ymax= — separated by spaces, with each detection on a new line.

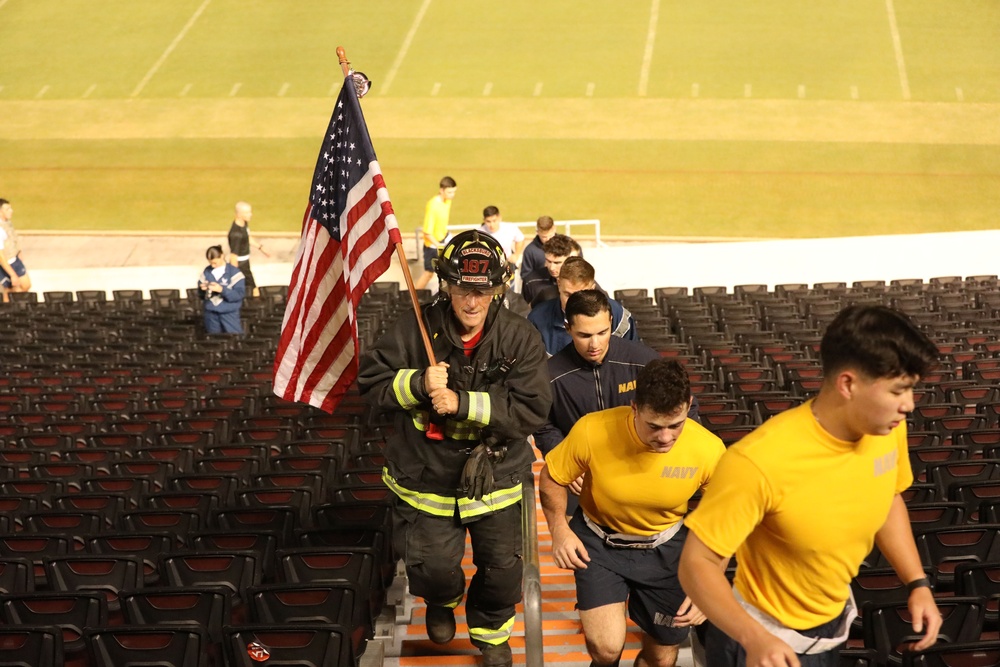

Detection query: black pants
xmin=392 ymin=499 xmax=523 ymax=648
xmin=237 ymin=260 xmax=256 ymax=291
xmin=705 ymin=610 xmax=844 ymax=667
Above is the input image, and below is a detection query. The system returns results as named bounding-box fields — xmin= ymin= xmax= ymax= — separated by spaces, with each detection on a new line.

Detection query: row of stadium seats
xmin=5 ymin=279 xmax=1000 ymax=666
xmin=0 ymin=285 xmax=394 ymax=666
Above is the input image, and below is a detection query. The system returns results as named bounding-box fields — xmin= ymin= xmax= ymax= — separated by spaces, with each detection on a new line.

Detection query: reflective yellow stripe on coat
xmin=383 ymin=469 xmax=522 ymax=521
xmin=392 ymin=369 xmax=421 ymax=409
xmin=382 ymin=469 xmax=455 ymax=518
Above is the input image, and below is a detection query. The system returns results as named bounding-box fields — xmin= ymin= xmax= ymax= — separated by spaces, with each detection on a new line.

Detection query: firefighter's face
xmin=449 ymin=285 xmax=496 ymax=334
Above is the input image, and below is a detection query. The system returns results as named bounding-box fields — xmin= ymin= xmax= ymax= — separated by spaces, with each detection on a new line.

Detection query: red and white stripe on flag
xmin=273 ymin=164 xmax=401 ymax=412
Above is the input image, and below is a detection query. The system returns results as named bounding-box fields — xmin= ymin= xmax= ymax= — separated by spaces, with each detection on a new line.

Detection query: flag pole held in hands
xmin=337 ymin=47 xmax=444 ymax=440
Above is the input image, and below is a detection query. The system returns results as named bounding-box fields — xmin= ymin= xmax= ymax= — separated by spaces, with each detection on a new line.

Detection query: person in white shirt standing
xmin=478 ymin=206 xmax=526 ymax=273
xmin=0 ymin=199 xmax=31 ymax=302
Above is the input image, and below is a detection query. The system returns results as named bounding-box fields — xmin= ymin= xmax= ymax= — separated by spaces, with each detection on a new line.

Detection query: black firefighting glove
xmin=460 ymin=441 xmax=508 ymax=500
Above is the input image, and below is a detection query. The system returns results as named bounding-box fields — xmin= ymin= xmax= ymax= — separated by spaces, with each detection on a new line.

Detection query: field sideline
xmin=0 ymin=0 xmax=998 ymax=237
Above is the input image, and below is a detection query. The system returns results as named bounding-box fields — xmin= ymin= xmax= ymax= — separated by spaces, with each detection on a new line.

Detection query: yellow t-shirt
xmin=684 ymin=400 xmax=913 ymax=630
xmin=546 ymin=405 xmax=726 ymax=535
xmin=422 ymin=195 xmax=451 ymax=247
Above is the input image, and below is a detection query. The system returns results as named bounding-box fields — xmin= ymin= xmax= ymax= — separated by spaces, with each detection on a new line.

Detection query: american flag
xmin=273 ymin=75 xmax=402 ymax=412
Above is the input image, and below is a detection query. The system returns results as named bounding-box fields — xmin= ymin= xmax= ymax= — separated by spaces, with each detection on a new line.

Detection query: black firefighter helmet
xmin=434 ymin=230 xmax=513 ymax=294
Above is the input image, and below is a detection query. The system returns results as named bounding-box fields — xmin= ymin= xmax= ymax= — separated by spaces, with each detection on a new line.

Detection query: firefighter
xmin=359 ymin=229 xmax=551 ymax=667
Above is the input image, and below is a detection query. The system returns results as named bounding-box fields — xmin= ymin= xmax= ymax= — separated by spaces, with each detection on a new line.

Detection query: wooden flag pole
xmin=337 ymin=47 xmax=444 ymax=445
xmin=337 ymin=47 xmax=438 ymax=370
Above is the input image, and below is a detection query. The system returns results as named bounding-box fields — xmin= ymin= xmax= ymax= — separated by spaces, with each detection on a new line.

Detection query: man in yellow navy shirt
xmin=679 ymin=305 xmax=942 ymax=667
xmin=540 ymin=359 xmax=726 ymax=667
xmin=414 ymin=176 xmax=457 ymax=290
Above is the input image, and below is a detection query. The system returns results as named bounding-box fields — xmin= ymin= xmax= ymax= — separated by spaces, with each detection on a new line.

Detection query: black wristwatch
xmin=906 ymin=577 xmax=931 ymax=593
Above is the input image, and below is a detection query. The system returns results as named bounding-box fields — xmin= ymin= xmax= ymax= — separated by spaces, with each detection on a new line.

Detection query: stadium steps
xmin=375 ymin=459 xmax=699 ymax=667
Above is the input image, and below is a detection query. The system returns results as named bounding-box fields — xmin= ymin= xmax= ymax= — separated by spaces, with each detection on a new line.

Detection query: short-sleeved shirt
xmin=478 ymin=223 xmax=524 ymax=260
xmin=423 ymin=195 xmax=452 ymax=247
xmin=546 ymin=405 xmax=726 ymax=535
xmin=0 ymin=221 xmax=19 ymax=262
xmin=228 ymin=221 xmax=251 ymax=259
xmin=684 ymin=401 xmax=913 ymax=629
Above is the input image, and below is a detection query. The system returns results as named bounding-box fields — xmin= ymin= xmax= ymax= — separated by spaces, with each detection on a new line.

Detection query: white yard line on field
xmin=131 ymin=0 xmax=211 ymax=98
xmin=885 ymin=0 xmax=911 ymax=100
xmin=638 ymin=0 xmax=660 ymax=97
xmin=380 ymin=0 xmax=433 ymax=95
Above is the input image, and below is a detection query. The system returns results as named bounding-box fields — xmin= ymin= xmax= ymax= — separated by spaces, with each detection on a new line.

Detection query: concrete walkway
xmin=16 ymin=229 xmax=1000 ymax=300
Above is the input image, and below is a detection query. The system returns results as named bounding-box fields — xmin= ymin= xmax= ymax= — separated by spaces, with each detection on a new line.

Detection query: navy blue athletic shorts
xmin=571 ymin=510 xmax=690 ymax=646
xmin=423 ymin=245 xmax=440 ymax=271
xmin=0 ymin=257 xmax=26 ymax=288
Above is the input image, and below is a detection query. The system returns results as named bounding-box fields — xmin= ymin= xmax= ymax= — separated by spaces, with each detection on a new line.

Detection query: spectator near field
xmin=227 ymin=201 xmax=264 ymax=297
xmin=539 ymin=358 xmax=725 ymax=667
xmin=0 ymin=198 xmax=31 ymax=301
xmin=519 ymin=215 xmax=556 ymax=282
xmin=521 ymin=233 xmax=582 ymax=307
xmin=679 ymin=305 xmax=942 ymax=667
xmin=528 ymin=256 xmax=636 ymax=356
xmin=358 ymin=230 xmax=551 ymax=667
xmin=414 ymin=176 xmax=458 ymax=291
xmin=199 ymin=245 xmax=246 ymax=334
xmin=478 ymin=206 xmax=526 ymax=274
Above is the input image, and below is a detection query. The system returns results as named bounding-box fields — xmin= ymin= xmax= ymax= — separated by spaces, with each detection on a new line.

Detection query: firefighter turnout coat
xmin=358 ymin=298 xmax=552 ymax=522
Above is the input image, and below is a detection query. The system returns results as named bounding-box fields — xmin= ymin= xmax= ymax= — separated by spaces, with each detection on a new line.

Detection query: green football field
xmin=0 ymin=0 xmax=998 ymax=238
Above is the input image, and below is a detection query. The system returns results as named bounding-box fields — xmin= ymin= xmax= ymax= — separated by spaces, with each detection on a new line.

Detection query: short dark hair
xmin=635 ymin=359 xmax=691 ymax=415
xmin=565 ymin=289 xmax=611 ymax=327
xmin=536 ymin=216 xmax=554 ymax=231
xmin=440 ymin=176 xmax=456 ymax=189
xmin=0 ymin=199 xmax=8 ymax=208
xmin=820 ymin=305 xmax=938 ymax=379
xmin=206 ymin=245 xmax=224 ymax=260
xmin=483 ymin=205 xmax=500 ymax=218
xmin=542 ymin=234 xmax=576 ymax=258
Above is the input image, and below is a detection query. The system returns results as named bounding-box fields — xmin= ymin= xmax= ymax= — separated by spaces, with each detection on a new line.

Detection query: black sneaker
xmin=425 ymin=604 xmax=456 ymax=644
xmin=480 ymin=642 xmax=512 ymax=667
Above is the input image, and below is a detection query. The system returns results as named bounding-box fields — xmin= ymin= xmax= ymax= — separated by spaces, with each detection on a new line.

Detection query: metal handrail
xmin=412 ymin=218 xmax=604 ymax=257
xmin=521 ymin=471 xmax=544 ymax=667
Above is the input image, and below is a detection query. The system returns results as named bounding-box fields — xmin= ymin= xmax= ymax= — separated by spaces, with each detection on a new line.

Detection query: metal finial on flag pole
xmin=336 ymin=46 xmax=372 ymax=97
